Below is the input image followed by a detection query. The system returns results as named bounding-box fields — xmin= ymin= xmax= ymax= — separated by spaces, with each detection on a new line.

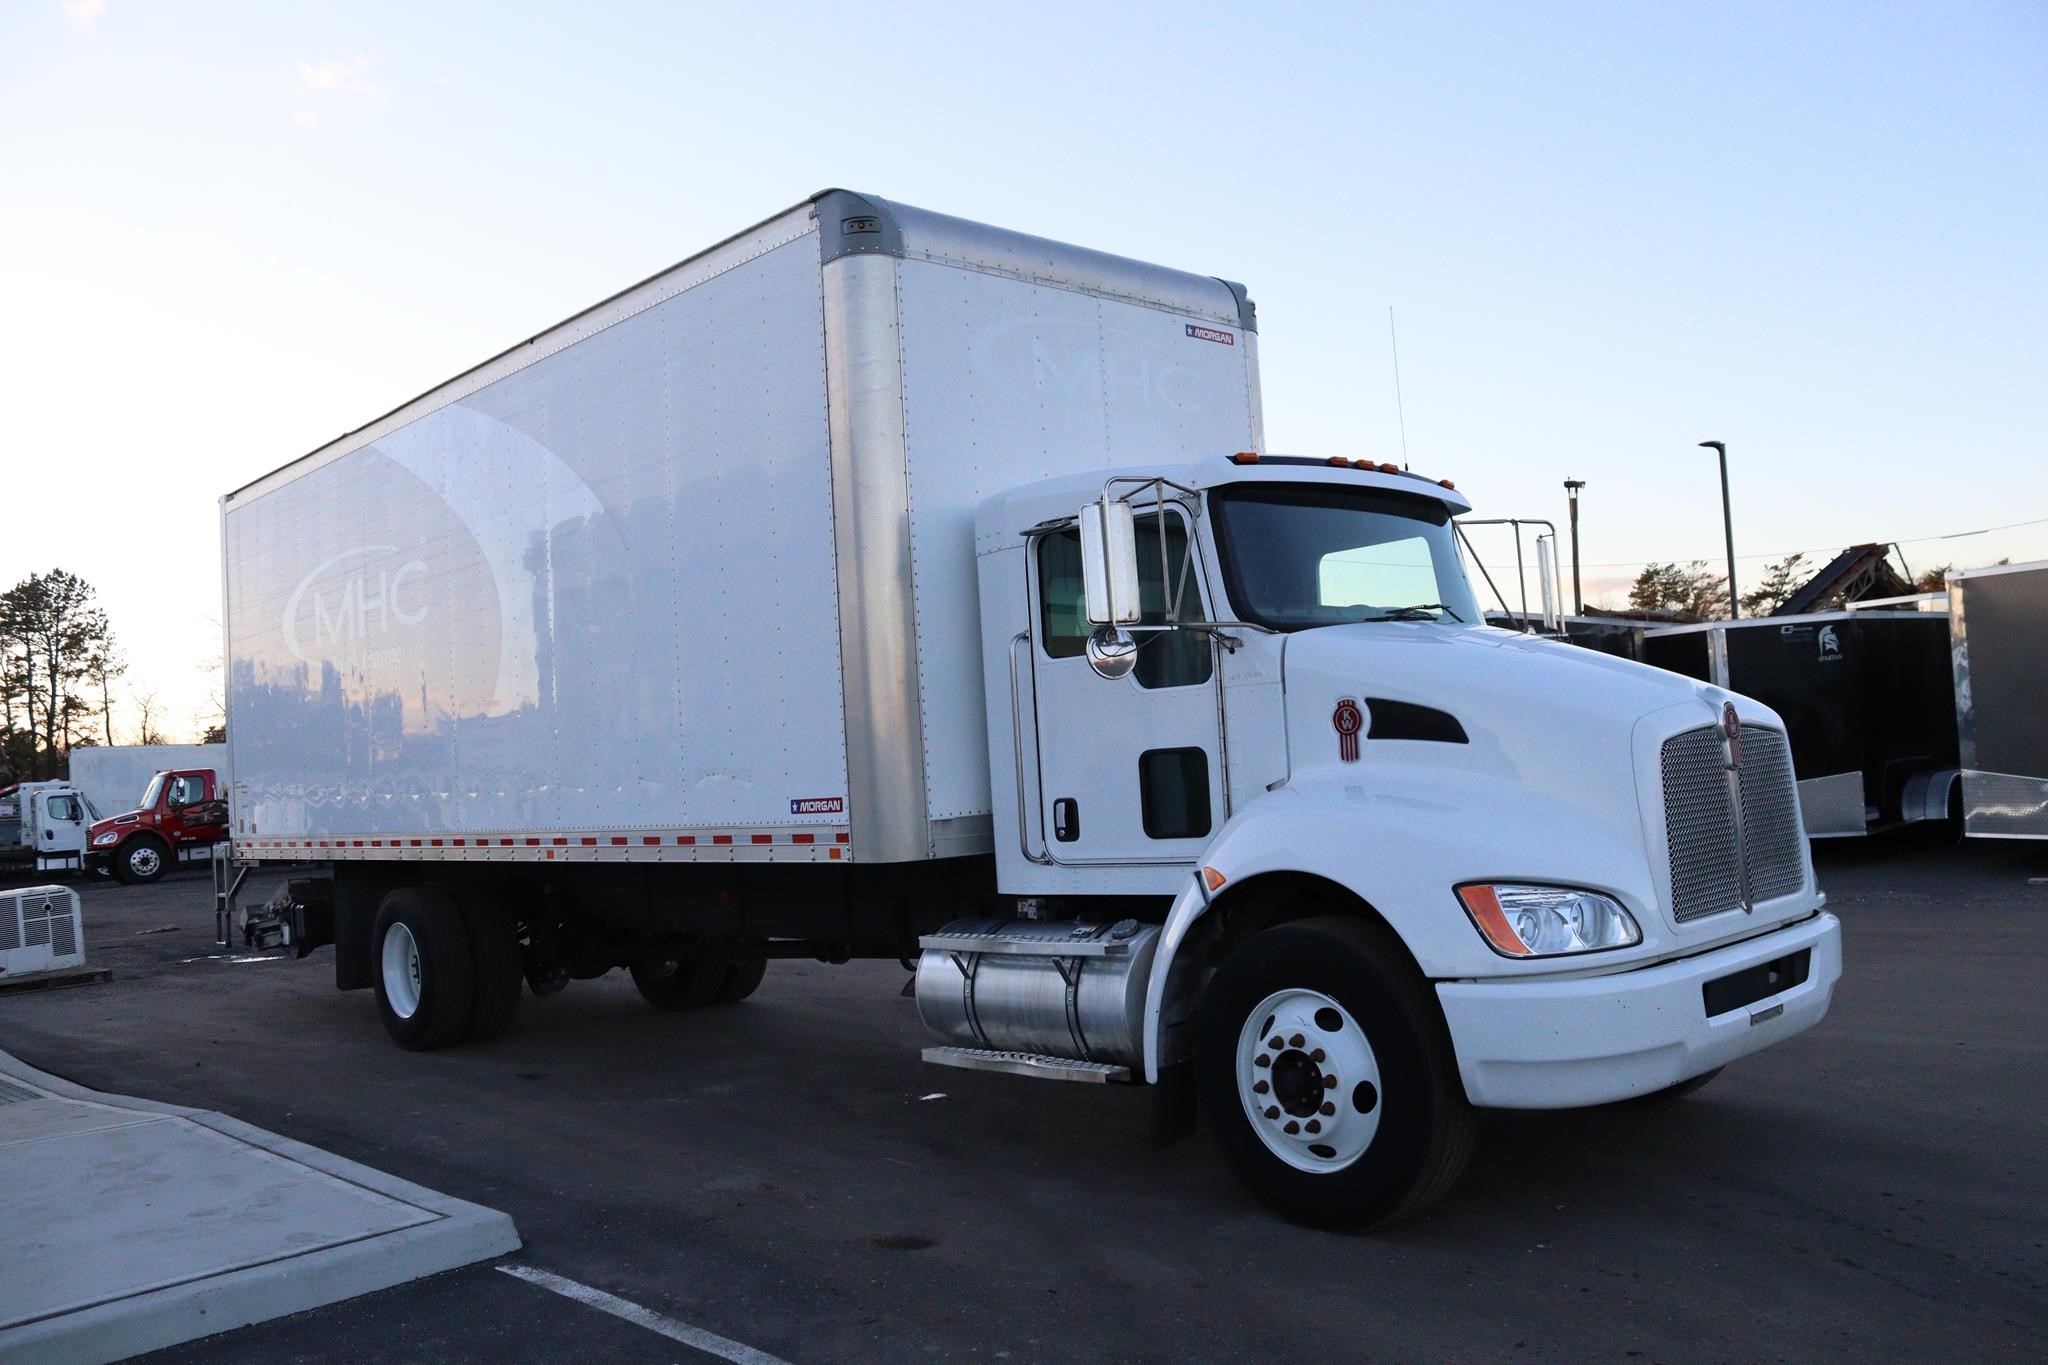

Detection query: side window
xmin=1134 ymin=517 xmax=1212 ymax=690
xmin=1036 ymin=531 xmax=1089 ymax=660
xmin=47 ymin=795 xmax=78 ymax=822
xmin=1034 ymin=516 xmax=1214 ymax=689
xmin=1139 ymin=747 xmax=1212 ymax=839
xmin=169 ymin=775 xmax=203 ymax=807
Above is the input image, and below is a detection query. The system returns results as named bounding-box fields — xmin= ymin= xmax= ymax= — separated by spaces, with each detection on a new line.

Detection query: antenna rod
xmin=1388 ymin=307 xmax=1410 ymax=468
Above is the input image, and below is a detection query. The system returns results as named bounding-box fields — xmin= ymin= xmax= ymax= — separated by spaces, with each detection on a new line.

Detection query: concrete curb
xmin=0 ymin=1050 xmax=521 ymax=1363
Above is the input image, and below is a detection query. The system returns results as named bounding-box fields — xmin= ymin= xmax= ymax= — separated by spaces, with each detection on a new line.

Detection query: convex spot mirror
xmin=1085 ymin=625 xmax=1139 ymax=681
xmin=1079 ymin=500 xmax=1141 ymax=627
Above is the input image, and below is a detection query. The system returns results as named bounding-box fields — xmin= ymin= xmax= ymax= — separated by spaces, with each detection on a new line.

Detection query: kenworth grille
xmin=1661 ymin=724 xmax=1806 ymax=923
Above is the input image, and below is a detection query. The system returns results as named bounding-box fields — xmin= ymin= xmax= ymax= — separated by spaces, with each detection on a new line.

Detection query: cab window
xmin=168 ymin=774 xmax=208 ymax=807
xmin=1035 ymin=514 xmax=1212 ymax=689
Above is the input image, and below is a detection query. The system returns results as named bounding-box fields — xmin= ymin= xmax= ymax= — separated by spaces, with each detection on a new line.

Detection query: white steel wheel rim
xmin=129 ymin=846 xmax=160 ymax=876
xmin=382 ymin=922 xmax=423 ymax=1019
xmin=1236 ymin=988 xmax=1383 ymax=1174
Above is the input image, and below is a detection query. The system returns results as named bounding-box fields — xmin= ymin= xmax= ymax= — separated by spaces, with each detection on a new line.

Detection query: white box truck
xmin=222 ymin=190 xmax=1841 ymax=1226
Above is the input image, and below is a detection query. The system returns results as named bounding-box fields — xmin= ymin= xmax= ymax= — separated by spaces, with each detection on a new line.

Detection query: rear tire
xmin=373 ymin=888 xmax=475 ymax=1050
xmin=630 ymin=954 xmax=727 ymax=1010
xmin=460 ymin=894 xmax=524 ymax=1043
xmin=1196 ymin=915 xmax=1473 ymax=1229
xmin=714 ymin=958 xmax=767 ymax=1004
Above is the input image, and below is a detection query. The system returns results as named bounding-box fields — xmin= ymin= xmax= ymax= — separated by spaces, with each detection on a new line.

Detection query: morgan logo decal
xmin=1184 ymin=323 xmax=1235 ymax=346
xmin=1333 ymin=698 xmax=1364 ymax=762
xmin=790 ymin=797 xmax=845 ymax=816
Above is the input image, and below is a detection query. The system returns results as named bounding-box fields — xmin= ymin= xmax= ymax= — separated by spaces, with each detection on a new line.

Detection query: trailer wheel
xmin=1196 ymin=915 xmax=1473 ymax=1229
xmin=373 ymin=888 xmax=475 ymax=1050
xmin=715 ymin=959 xmax=768 ymax=1004
xmin=630 ymin=955 xmax=727 ymax=1010
xmin=460 ymin=895 xmax=524 ymax=1043
xmin=114 ymin=837 xmax=169 ymax=885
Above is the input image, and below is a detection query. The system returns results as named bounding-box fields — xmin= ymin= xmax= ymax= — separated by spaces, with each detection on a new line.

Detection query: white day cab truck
xmin=222 ymin=191 xmax=1841 ymax=1226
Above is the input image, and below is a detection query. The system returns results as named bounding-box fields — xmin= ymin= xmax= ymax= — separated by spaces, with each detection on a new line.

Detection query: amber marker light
xmin=1456 ymin=884 xmax=1533 ymax=957
xmin=1201 ymin=866 xmax=1228 ymax=893
xmin=1229 ymin=451 xmax=1260 ymax=465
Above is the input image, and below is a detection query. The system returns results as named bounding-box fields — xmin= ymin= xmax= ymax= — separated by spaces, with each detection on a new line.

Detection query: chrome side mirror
xmin=1079 ymin=499 xmax=1141 ymax=626
xmin=1085 ymin=625 xmax=1139 ymax=681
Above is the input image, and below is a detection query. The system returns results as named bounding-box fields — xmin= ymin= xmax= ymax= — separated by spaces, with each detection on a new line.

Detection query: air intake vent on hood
xmin=1366 ymin=699 xmax=1468 ymax=745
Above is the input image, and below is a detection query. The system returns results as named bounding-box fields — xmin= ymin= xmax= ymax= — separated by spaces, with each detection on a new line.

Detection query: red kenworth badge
xmin=1333 ymin=698 xmax=1364 ymax=762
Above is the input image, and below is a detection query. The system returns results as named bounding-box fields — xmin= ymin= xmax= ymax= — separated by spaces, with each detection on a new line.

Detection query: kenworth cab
xmin=221 ymin=190 xmax=1839 ymax=1227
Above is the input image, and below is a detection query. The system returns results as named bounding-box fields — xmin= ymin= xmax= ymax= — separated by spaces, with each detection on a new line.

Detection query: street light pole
xmin=1699 ymin=441 xmax=1738 ymax=618
xmin=1563 ymin=479 xmax=1586 ymax=615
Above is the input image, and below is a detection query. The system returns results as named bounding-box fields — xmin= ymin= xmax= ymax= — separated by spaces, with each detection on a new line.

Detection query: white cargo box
xmin=0 ymin=885 xmax=86 ymax=981
xmin=223 ymin=190 xmax=1262 ymax=866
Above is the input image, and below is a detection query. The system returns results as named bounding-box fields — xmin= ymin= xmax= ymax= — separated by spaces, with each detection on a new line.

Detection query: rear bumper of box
xmin=1436 ymin=912 xmax=1841 ymax=1109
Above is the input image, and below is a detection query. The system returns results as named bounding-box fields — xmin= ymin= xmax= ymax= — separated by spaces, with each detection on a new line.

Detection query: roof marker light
xmin=1439 ymin=479 xmax=1456 ymax=489
xmin=1378 ymin=462 xmax=1400 ymax=474
xmin=1230 ymin=451 xmax=1260 ymax=465
xmin=1326 ymin=456 xmax=1349 ymax=467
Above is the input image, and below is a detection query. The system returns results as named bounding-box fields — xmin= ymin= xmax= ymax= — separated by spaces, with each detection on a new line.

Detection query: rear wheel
xmin=630 ymin=954 xmax=727 ymax=1010
xmin=460 ymin=894 xmax=524 ymax=1043
xmin=373 ymin=888 xmax=475 ymax=1050
xmin=115 ymin=837 xmax=168 ymax=885
xmin=1196 ymin=915 xmax=1473 ymax=1229
xmin=714 ymin=958 xmax=767 ymax=1004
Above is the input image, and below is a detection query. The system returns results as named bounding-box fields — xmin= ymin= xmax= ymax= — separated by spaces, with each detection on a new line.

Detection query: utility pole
xmin=1563 ymin=479 xmax=1586 ymax=615
xmin=1699 ymin=441 xmax=1738 ymax=618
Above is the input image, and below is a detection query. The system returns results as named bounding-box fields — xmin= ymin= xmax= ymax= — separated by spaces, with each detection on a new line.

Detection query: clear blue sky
xmin=4 ymin=1 xmax=2042 ymax=738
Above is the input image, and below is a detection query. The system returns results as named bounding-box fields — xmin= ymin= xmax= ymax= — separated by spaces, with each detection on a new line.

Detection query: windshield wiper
xmin=1355 ymin=603 xmax=1463 ymax=623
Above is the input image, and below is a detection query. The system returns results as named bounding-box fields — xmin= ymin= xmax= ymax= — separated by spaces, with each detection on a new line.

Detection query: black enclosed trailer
xmin=1639 ymin=611 xmax=1959 ymax=837
xmin=1949 ymin=560 xmax=2048 ymax=839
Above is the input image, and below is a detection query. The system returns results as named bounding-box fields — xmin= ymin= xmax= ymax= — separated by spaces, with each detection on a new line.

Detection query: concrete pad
xmin=0 ymin=1052 xmax=519 ymax=1363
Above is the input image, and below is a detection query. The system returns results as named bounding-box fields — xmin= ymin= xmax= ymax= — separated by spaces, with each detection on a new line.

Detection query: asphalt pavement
xmin=0 ymin=835 xmax=2041 ymax=1363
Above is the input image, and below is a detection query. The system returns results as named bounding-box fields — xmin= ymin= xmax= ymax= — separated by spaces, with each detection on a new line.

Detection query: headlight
xmin=1456 ymin=883 xmax=1642 ymax=958
xmin=92 ymin=830 xmax=120 ymax=847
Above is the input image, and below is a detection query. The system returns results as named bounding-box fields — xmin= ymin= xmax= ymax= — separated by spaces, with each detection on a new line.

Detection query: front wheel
xmin=1196 ymin=915 xmax=1473 ymax=1229
xmin=114 ymin=837 xmax=169 ymax=885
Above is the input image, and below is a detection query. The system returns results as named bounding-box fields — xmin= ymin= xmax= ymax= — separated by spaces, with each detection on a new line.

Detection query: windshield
xmin=1210 ymin=484 xmax=1479 ymax=631
xmin=138 ymin=773 xmax=164 ymax=812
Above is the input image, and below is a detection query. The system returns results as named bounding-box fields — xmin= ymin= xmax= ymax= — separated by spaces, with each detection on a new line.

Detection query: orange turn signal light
xmin=1201 ymin=866 xmax=1228 ymax=894
xmin=1456 ymin=885 xmax=1533 ymax=958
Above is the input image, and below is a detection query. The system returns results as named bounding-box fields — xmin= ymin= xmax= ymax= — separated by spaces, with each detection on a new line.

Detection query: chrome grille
xmin=1740 ymin=726 xmax=1806 ymax=904
xmin=1660 ymin=724 xmax=1805 ymax=923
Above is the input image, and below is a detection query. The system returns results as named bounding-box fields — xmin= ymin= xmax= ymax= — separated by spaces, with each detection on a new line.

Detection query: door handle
xmin=1053 ymin=797 xmax=1080 ymax=842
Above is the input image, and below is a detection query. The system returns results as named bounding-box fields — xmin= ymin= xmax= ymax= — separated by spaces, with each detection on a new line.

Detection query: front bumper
xmin=1436 ymin=911 xmax=1841 ymax=1108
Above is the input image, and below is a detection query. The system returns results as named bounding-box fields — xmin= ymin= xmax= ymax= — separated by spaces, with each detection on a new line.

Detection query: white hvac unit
xmin=0 ymin=885 xmax=86 ymax=980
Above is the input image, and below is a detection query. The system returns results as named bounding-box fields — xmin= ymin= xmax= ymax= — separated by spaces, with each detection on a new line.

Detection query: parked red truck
xmin=86 ymin=769 xmax=228 ymax=883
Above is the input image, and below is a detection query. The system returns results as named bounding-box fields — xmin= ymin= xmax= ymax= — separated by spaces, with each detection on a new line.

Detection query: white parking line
xmin=497 ymin=1264 xmax=792 ymax=1365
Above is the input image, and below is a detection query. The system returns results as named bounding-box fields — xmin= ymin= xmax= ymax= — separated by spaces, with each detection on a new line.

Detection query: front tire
xmin=373 ymin=888 xmax=475 ymax=1050
xmin=1196 ymin=915 xmax=1473 ymax=1229
xmin=114 ymin=837 xmax=169 ymax=884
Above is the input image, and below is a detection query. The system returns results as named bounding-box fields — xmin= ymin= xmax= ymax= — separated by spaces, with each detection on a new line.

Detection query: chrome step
xmin=921 ymin=1046 xmax=1132 ymax=1084
xmin=918 ymin=929 xmax=1133 ymax=958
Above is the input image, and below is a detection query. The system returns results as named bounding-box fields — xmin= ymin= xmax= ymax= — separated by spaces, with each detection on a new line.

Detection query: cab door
xmin=162 ymin=771 xmax=226 ymax=851
xmin=1029 ymin=509 xmax=1223 ymax=866
xmin=33 ymin=791 xmax=88 ymax=871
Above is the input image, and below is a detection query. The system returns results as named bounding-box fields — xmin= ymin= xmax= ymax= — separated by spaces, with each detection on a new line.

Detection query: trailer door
xmin=1029 ymin=512 xmax=1223 ymax=865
